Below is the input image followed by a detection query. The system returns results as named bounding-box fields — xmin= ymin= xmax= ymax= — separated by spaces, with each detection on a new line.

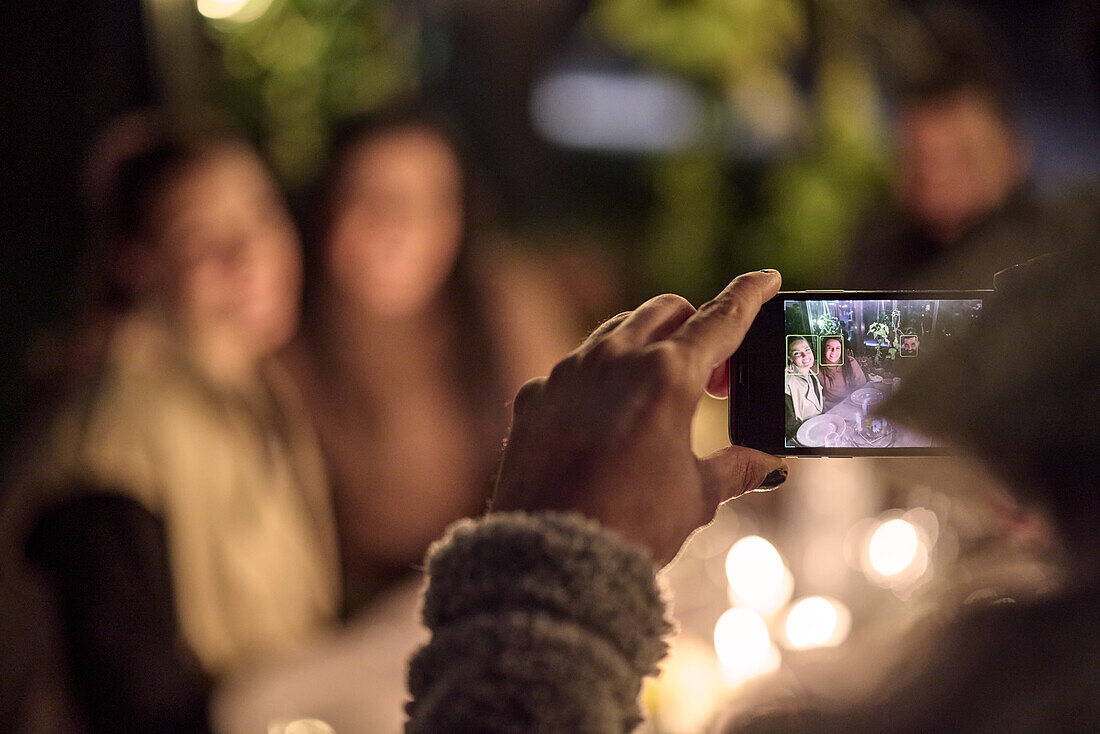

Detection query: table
xmin=802 ymin=381 xmax=934 ymax=449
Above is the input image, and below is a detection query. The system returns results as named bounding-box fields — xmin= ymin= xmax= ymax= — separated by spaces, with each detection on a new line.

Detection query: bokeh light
xmin=269 ymin=719 xmax=335 ymax=734
xmin=643 ymin=634 xmax=725 ymax=734
xmin=782 ymin=595 xmax=852 ymax=650
xmin=867 ymin=518 xmax=919 ymax=576
xmin=725 ymin=535 xmax=794 ymax=615
xmin=713 ymin=608 xmax=781 ymax=685
xmin=197 ymin=0 xmax=273 ymax=23
xmin=860 ymin=513 xmax=932 ymax=589
xmin=530 ymin=71 xmax=705 ymax=153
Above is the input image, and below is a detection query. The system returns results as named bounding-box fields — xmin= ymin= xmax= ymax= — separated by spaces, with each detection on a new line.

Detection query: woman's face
xmin=147 ymin=145 xmax=302 ymax=364
xmin=325 ymin=128 xmax=464 ymax=319
xmin=823 ymin=339 xmax=842 ymax=365
xmin=789 ymin=339 xmax=815 ymax=372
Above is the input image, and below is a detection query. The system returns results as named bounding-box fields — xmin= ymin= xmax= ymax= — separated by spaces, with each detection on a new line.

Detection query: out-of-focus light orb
xmin=197 ymin=0 xmax=248 ymax=19
xmin=905 ymin=507 xmax=940 ymax=545
xmin=197 ymin=0 xmax=273 ymax=23
xmin=268 ymin=719 xmax=335 ymax=734
xmin=867 ymin=518 xmax=919 ymax=577
xmin=713 ymin=608 xmax=781 ymax=685
xmin=725 ymin=535 xmax=794 ymax=615
xmin=643 ymin=634 xmax=725 ymax=734
xmin=530 ymin=71 xmax=705 ymax=153
xmin=782 ymin=596 xmax=852 ymax=650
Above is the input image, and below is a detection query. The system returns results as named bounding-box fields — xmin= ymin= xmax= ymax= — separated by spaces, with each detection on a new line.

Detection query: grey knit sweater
xmin=405 ymin=512 xmax=672 ymax=734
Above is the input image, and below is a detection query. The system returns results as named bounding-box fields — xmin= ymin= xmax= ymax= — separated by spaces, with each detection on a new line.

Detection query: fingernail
xmin=759 ymin=268 xmax=778 ymax=274
xmin=757 ymin=467 xmax=788 ymax=490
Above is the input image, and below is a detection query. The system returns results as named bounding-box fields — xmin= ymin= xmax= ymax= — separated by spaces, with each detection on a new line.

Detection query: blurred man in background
xmin=846 ymin=5 xmax=1099 ymax=288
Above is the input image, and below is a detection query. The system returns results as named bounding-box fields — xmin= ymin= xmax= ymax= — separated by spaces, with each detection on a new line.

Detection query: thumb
xmin=699 ymin=446 xmax=788 ymax=513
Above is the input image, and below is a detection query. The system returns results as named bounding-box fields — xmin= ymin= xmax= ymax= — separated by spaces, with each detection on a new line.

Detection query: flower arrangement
xmin=814 ymin=313 xmax=843 ymax=337
xmin=868 ymin=309 xmax=902 ymax=367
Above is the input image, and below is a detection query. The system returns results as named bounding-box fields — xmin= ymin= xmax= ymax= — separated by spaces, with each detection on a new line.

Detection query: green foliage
xmin=204 ymin=0 xmax=420 ymax=186
xmin=589 ymin=0 xmax=890 ymax=295
xmin=814 ymin=313 xmax=843 ymax=337
xmin=637 ymin=150 xmax=729 ymax=299
xmin=591 ymin=0 xmax=805 ymax=88
xmin=868 ymin=309 xmax=903 ymax=366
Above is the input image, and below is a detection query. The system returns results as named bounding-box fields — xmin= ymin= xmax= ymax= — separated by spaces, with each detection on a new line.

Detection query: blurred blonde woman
xmin=1 ymin=113 xmax=339 ymax=734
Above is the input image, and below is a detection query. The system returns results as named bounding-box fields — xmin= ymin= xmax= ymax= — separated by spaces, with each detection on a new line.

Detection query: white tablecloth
xmin=808 ymin=382 xmax=933 ymax=449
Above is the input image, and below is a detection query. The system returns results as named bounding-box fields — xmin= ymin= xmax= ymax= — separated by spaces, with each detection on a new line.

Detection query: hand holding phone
xmin=494 ymin=272 xmax=789 ymax=564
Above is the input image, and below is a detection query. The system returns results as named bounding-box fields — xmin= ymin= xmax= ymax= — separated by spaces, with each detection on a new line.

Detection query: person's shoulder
xmin=1032 ymin=182 xmax=1100 ymax=240
xmin=982 ymin=183 xmax=1097 ymax=242
xmin=933 ymin=584 xmax=1100 ymax=730
xmin=91 ymin=316 xmax=199 ymax=417
xmin=847 ymin=205 xmax=935 ymax=287
xmin=41 ymin=316 xmax=199 ymax=511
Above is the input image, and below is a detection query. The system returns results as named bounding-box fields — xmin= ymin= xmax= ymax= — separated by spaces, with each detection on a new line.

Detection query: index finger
xmin=669 ymin=269 xmax=781 ymax=379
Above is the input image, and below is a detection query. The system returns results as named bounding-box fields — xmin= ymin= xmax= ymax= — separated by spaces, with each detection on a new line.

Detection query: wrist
xmin=420 ymin=511 xmax=672 ymax=674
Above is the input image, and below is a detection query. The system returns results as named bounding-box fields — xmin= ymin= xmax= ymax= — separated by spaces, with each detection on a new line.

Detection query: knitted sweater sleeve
xmin=405 ymin=512 xmax=673 ymax=734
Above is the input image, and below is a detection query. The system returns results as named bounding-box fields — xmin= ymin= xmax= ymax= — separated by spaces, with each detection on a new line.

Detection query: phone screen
xmin=731 ymin=291 xmax=988 ymax=456
xmin=782 ymin=296 xmax=982 ymax=449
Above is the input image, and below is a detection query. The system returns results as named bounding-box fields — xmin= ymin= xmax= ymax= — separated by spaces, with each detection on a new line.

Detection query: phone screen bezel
xmin=729 ymin=289 xmax=991 ymax=457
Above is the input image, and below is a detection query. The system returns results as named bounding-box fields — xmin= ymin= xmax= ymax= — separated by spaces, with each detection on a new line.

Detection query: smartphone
xmin=729 ymin=290 xmax=990 ymax=456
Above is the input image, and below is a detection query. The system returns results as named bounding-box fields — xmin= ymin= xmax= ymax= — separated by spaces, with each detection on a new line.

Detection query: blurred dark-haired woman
xmin=284 ymin=101 xmax=579 ymax=612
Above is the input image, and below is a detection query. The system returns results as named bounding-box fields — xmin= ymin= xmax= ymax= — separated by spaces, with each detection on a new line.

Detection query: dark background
xmin=2 ymin=0 xmax=1096 ymax=448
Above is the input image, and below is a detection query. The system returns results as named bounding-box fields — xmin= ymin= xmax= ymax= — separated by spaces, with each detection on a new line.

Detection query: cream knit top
xmin=23 ymin=315 xmax=341 ymax=673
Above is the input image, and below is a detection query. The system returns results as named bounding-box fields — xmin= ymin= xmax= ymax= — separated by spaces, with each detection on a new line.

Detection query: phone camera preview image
xmin=782 ymin=298 xmax=982 ymax=449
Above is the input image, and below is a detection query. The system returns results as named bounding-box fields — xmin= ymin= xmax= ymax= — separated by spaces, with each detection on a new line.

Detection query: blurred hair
xmin=84 ymin=109 xmax=244 ymax=242
xmin=893 ymin=2 xmax=1017 ymax=125
xmin=81 ymin=109 xmax=246 ymax=311
xmin=306 ymin=98 xmax=486 ymax=258
xmin=788 ymin=336 xmax=812 ymax=349
xmin=302 ymin=97 xmax=508 ymax=424
xmin=12 ymin=111 xmax=254 ymax=434
xmin=897 ymin=72 xmax=1015 ymax=129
